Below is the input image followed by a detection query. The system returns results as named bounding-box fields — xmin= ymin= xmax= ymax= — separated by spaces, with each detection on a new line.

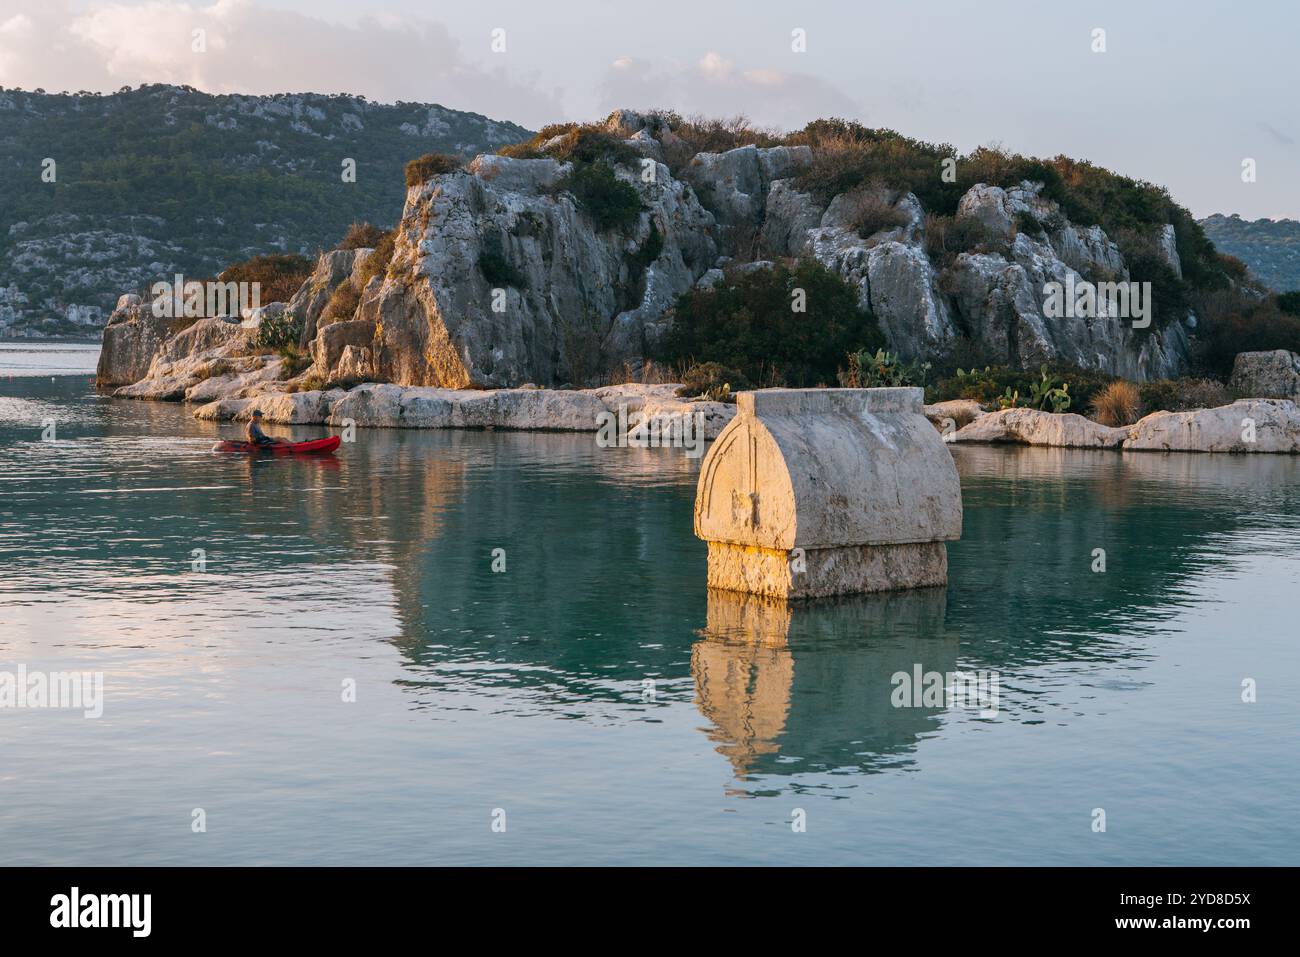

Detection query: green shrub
xmin=1027 ymin=365 xmax=1072 ymax=413
xmin=1191 ymin=289 xmax=1300 ymax=378
xmin=337 ymin=221 xmax=387 ymax=250
xmin=1014 ymin=210 xmax=1043 ymax=236
xmin=1046 ymin=365 xmax=1116 ymax=411
xmin=560 ymin=161 xmax=642 ymax=231
xmin=630 ymin=222 xmax=664 ymax=271
xmin=320 ymin=280 xmax=361 ymax=325
xmin=498 ymin=123 xmax=640 ymax=167
xmin=354 ymin=230 xmax=396 ymax=289
xmin=253 ymin=307 xmax=304 ymax=350
xmin=927 ymin=362 xmax=1112 ymax=410
xmin=1277 ymin=291 xmax=1300 ymax=316
xmin=838 ymin=348 xmax=930 ymax=388
xmin=924 ymin=214 xmax=1007 ymax=268
xmin=278 ymin=344 xmax=310 ymax=378
xmin=788 ymin=119 xmax=963 ymax=215
xmin=675 ymin=361 xmax=751 ymax=399
xmin=559 ymin=316 xmax=604 ymax=386
xmin=653 ymin=259 xmax=884 ymax=388
xmin=1139 ymin=378 xmax=1232 ymax=412
xmin=405 ymin=152 xmax=461 ymax=187
xmin=218 ymin=253 xmax=313 ymax=304
xmin=1116 ymin=239 xmax=1189 ymax=329
xmin=477 ymin=232 xmax=526 ymax=287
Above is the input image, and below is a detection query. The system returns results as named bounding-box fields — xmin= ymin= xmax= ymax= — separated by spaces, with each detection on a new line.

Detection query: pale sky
xmin=1 ymin=0 xmax=1294 ymax=219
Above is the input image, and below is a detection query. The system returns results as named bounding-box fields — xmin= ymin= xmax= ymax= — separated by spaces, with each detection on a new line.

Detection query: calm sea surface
xmin=1 ymin=343 xmax=1297 ymax=865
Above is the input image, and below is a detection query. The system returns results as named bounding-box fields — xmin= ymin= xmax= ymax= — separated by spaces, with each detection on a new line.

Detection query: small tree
xmin=654 ymin=260 xmax=884 ymax=387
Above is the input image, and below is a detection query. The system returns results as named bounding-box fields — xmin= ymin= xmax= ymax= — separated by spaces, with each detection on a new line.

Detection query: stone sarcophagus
xmin=694 ymin=387 xmax=962 ymax=599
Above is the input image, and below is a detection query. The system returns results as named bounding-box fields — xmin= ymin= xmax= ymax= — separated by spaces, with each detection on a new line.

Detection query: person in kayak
xmin=247 ymin=409 xmax=285 ymax=446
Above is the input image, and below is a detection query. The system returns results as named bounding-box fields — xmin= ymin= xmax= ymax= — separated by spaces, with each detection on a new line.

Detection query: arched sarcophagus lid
xmin=694 ymin=387 xmax=962 ymax=599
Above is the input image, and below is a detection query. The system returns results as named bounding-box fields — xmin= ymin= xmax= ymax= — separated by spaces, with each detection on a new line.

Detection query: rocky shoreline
xmin=932 ymin=398 xmax=1300 ymax=453
xmin=191 ymin=379 xmax=736 ymax=438
xmin=96 ymin=305 xmax=1300 ymax=452
xmin=101 ymin=339 xmax=1300 ymax=455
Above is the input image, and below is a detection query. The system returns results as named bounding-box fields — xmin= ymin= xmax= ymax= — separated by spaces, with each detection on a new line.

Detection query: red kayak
xmin=212 ymin=436 xmax=341 ymax=455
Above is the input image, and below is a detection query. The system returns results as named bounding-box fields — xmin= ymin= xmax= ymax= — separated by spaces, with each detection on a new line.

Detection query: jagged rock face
xmin=957 ymin=182 xmax=1055 ymax=236
xmin=1157 ymin=224 xmax=1182 ymax=277
xmin=312 ymin=318 xmax=376 ymax=382
xmin=298 ymin=143 xmax=1193 ymax=383
xmin=293 ymin=248 xmax=373 ymax=346
xmin=99 ymin=110 xmax=1201 ymax=389
xmin=113 ymin=317 xmax=251 ymax=400
xmin=96 ymin=296 xmax=173 ymax=388
xmin=759 ymin=180 xmax=823 ymax=256
xmin=787 ymin=185 xmax=955 ymax=359
xmin=683 ymin=145 xmax=812 ymax=256
xmin=362 ymin=153 xmax=718 ymax=388
xmin=945 ymin=233 xmax=1187 ymax=378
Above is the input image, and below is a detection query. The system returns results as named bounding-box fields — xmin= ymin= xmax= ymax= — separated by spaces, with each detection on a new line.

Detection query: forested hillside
xmin=0 ymin=84 xmax=530 ymax=335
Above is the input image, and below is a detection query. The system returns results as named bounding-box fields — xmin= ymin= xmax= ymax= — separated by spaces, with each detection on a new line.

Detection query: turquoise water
xmin=2 ymin=356 xmax=1299 ymax=865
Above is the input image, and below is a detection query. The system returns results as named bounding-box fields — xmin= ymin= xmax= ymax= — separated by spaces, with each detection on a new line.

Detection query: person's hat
xmin=251 ymin=409 xmax=263 ymax=418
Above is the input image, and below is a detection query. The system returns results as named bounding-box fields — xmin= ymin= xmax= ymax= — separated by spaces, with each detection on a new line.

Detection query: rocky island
xmin=95 ymin=109 xmax=1300 ymax=453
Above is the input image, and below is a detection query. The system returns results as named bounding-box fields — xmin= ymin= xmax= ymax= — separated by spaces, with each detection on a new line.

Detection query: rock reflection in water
xmin=693 ymin=587 xmax=956 ymax=783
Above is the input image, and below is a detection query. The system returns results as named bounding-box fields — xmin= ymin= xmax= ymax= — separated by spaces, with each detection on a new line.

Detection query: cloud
xmin=596 ymin=50 xmax=863 ymax=132
xmin=0 ymin=0 xmax=560 ymax=127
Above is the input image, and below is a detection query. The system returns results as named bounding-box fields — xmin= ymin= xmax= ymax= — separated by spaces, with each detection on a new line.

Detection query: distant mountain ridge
xmin=1198 ymin=213 xmax=1300 ymax=292
xmin=0 ymin=84 xmax=531 ymax=337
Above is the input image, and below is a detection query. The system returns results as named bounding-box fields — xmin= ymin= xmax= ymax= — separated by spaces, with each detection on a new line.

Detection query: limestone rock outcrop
xmin=112 ymin=317 xmax=251 ymax=400
xmin=361 ymin=150 xmax=717 ymax=389
xmin=292 ymin=247 xmax=373 ymax=346
xmin=1122 ymin=399 xmax=1300 ymax=453
xmin=96 ymin=295 xmax=173 ymax=388
xmin=948 ymin=398 xmax=1300 ymax=454
xmin=1228 ymin=349 xmax=1300 ymax=399
xmin=98 ymin=109 xmax=1214 ymax=410
xmin=192 ymin=381 xmax=737 ymax=439
xmin=948 ymin=408 xmax=1128 ymax=448
xmin=924 ymin=399 xmax=985 ymax=430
